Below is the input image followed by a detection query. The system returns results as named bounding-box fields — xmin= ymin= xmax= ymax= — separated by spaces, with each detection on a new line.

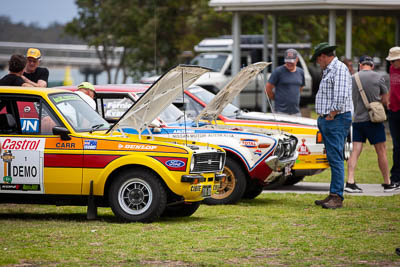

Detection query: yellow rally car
xmin=0 ymin=66 xmax=225 ymax=223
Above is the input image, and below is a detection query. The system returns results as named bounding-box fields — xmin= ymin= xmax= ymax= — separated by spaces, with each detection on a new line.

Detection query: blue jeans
xmin=317 ymin=112 xmax=352 ymax=199
xmin=388 ymin=110 xmax=400 ymax=183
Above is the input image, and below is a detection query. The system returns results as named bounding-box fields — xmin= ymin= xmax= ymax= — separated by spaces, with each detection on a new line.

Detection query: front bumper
xmin=264 ymin=152 xmax=298 ymax=183
xmin=179 ymin=173 xmax=225 ymax=201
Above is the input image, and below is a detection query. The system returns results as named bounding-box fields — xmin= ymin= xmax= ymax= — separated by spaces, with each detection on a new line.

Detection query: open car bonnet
xmin=108 ymin=65 xmax=210 ymax=135
xmin=195 ymin=62 xmax=271 ymax=122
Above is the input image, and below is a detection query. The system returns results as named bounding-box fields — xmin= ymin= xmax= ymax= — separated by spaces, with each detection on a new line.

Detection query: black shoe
xmin=344 ymin=182 xmax=363 ymax=193
xmin=396 ymin=247 xmax=400 ymax=256
xmin=382 ymin=183 xmax=400 ymax=192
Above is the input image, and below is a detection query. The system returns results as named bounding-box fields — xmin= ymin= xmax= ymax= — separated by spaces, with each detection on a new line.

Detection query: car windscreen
xmin=190 ymin=54 xmax=227 ymax=72
xmin=188 ymin=87 xmax=240 ymax=118
xmin=50 ymin=93 xmax=110 ymax=132
xmin=159 ymin=104 xmax=193 ymax=124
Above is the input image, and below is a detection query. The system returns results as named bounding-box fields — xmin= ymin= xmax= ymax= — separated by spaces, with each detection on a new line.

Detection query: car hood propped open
xmin=195 ymin=62 xmax=271 ymax=123
xmin=108 ymin=65 xmax=210 ymax=135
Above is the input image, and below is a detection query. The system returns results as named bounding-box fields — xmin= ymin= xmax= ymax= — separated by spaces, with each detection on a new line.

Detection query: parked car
xmin=140 ymin=63 xmax=332 ymax=187
xmin=59 ymin=63 xmax=299 ymax=205
xmin=0 ymin=65 xmax=225 ymax=222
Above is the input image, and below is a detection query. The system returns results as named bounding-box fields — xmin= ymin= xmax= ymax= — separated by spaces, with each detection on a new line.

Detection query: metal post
xmin=396 ymin=16 xmax=400 ymax=46
xmin=329 ymin=10 xmax=336 ymax=45
xmin=271 ymin=14 xmax=277 ymax=71
xmin=346 ymin=10 xmax=352 ymax=59
xmin=232 ymin=12 xmax=241 ymax=107
xmin=262 ymin=15 xmax=269 ymax=113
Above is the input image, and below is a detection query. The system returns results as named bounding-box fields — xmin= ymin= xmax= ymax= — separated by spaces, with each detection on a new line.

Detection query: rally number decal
xmin=0 ymin=137 xmax=45 ymax=194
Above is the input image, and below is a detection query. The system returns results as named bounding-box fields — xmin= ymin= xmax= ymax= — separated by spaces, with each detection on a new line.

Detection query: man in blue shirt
xmin=265 ymin=49 xmax=305 ymax=116
xmin=312 ymin=42 xmax=353 ymax=209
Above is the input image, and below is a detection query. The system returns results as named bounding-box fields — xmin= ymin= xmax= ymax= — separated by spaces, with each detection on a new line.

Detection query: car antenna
xmin=181 ymin=68 xmax=188 ymax=146
xmin=263 ymin=73 xmax=282 ymax=134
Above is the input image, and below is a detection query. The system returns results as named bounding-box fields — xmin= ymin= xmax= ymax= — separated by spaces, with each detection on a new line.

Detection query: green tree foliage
xmin=64 ymin=0 xmax=396 ymax=82
xmin=65 ymin=0 xmax=140 ymax=83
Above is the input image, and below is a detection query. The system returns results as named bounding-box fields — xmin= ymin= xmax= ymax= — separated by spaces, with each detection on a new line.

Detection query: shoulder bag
xmin=354 ymin=72 xmax=387 ymax=123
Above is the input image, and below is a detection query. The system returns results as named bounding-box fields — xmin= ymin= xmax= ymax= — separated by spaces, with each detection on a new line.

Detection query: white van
xmin=190 ymin=35 xmax=312 ymax=111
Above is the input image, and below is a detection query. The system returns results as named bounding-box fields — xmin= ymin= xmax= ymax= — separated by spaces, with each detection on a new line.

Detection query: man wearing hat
xmin=22 ymin=48 xmax=49 ymax=87
xmin=346 ymin=55 xmax=398 ymax=193
xmin=386 ymin=47 xmax=400 ymax=187
xmin=311 ymin=42 xmax=353 ymax=209
xmin=76 ymin=82 xmax=96 ymax=110
xmin=265 ymin=48 xmax=305 ymax=116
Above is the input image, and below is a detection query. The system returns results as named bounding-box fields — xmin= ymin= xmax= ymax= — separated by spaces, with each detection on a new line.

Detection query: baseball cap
xmin=359 ymin=55 xmax=374 ymax=65
xmin=78 ymin=82 xmax=95 ymax=92
xmin=26 ymin=48 xmax=41 ymax=60
xmin=284 ymin=49 xmax=298 ymax=63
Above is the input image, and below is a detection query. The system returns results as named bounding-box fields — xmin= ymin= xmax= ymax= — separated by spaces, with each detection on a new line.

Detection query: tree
xmin=65 ymin=0 xmax=141 ymax=83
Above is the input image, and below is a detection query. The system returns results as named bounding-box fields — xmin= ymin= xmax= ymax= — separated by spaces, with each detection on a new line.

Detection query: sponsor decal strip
xmin=44 ymin=154 xmax=121 ymax=168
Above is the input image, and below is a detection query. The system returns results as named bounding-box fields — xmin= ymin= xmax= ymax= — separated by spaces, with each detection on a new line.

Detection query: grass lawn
xmin=1 ymin=108 xmax=398 ymax=266
xmin=0 ymin=193 xmax=399 ymax=266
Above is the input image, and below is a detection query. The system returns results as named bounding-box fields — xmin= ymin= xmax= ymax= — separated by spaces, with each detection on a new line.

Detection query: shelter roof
xmin=209 ymin=0 xmax=400 ymax=15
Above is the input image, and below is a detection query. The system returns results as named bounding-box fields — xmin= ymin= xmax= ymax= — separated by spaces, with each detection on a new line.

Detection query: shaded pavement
xmin=264 ymin=182 xmax=400 ymax=197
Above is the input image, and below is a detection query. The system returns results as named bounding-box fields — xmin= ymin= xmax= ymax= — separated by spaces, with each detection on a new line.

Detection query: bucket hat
xmin=78 ymin=82 xmax=95 ymax=92
xmin=386 ymin=47 xmax=400 ymax=61
xmin=311 ymin=42 xmax=337 ymax=62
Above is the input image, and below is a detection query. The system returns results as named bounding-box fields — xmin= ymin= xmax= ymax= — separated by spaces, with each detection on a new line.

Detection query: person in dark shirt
xmin=0 ymin=54 xmax=30 ymax=86
xmin=22 ymin=48 xmax=49 ymax=87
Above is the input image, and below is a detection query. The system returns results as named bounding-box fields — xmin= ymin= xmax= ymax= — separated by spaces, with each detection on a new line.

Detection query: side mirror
xmin=52 ymin=126 xmax=71 ymax=141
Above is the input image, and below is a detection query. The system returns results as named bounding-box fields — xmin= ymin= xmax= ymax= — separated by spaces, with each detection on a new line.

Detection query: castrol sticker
xmin=0 ymin=138 xmax=44 ymax=194
xmin=0 ymin=137 xmax=45 ymax=151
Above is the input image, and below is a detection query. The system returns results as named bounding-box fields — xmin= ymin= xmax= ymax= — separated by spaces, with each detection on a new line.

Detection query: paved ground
xmin=264 ymin=182 xmax=400 ymax=197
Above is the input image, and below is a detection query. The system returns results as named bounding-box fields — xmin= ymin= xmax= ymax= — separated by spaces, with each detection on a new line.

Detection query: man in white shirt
xmin=76 ymin=82 xmax=96 ymax=110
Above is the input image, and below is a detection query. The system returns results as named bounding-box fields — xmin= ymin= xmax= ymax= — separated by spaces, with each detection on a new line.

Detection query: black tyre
xmin=203 ymin=157 xmax=246 ymax=205
xmin=108 ymin=169 xmax=167 ymax=223
xmin=161 ymin=201 xmax=201 ymax=217
xmin=283 ymin=175 xmax=305 ymax=186
xmin=263 ymin=174 xmax=287 ymax=190
xmin=242 ymin=178 xmax=263 ymax=199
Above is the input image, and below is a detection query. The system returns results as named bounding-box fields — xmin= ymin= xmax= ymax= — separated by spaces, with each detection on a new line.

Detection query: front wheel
xmin=109 ymin=169 xmax=167 ymax=223
xmin=203 ymin=157 xmax=246 ymax=205
xmin=161 ymin=202 xmax=201 ymax=217
xmin=243 ymin=178 xmax=263 ymax=199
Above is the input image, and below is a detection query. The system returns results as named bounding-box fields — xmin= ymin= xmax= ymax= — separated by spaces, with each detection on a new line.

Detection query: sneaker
xmin=382 ymin=183 xmax=400 ymax=192
xmin=322 ymin=194 xmax=343 ymax=209
xmin=344 ymin=182 xmax=363 ymax=193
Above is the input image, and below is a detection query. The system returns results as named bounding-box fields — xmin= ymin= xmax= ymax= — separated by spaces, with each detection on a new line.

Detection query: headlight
xmin=219 ymin=153 xmax=225 ymax=171
xmin=190 ymin=154 xmax=196 ymax=172
xmin=273 ymin=140 xmax=284 ymax=158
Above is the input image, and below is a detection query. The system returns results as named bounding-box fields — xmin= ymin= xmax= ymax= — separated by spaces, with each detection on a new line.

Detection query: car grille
xmin=191 ymin=152 xmax=225 ymax=173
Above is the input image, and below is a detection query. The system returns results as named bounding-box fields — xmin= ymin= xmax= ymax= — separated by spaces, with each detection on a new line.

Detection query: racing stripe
xmin=44 ymin=154 xmax=121 ymax=168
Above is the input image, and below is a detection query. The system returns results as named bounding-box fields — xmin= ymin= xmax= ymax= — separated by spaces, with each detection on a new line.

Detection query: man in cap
xmin=311 ymin=42 xmax=353 ymax=209
xmin=22 ymin=48 xmax=49 ymax=87
xmin=385 ymin=47 xmax=400 ymax=187
xmin=76 ymin=82 xmax=96 ymax=110
xmin=265 ymin=48 xmax=305 ymax=116
xmin=346 ymin=55 xmax=398 ymax=193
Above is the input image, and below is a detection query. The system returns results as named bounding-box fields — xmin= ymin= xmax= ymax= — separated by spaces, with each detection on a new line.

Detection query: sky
xmin=1 ymin=0 xmax=78 ymax=28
